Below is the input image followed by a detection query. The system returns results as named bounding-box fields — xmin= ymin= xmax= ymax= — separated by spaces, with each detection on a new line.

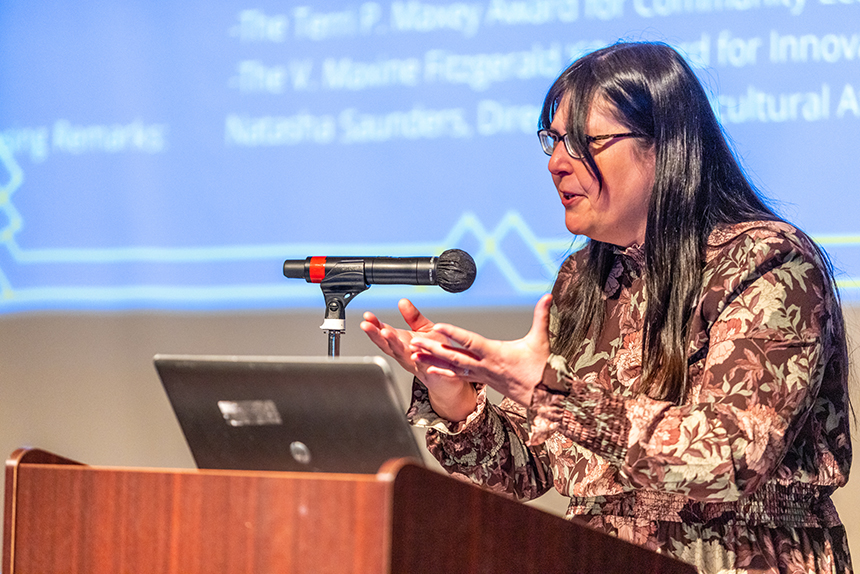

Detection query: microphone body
xmin=283 ymin=249 xmax=476 ymax=293
xmin=284 ymin=256 xmax=438 ymax=285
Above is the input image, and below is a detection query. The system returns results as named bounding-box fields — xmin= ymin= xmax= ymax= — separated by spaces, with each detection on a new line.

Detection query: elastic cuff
xmin=407 ymin=378 xmax=488 ymax=436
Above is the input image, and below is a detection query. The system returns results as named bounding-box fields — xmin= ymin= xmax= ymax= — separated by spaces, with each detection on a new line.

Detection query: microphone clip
xmin=317 ymin=260 xmax=369 ymax=356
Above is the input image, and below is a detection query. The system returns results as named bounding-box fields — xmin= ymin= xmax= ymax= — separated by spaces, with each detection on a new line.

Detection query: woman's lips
xmin=560 ymin=191 xmax=581 ymax=205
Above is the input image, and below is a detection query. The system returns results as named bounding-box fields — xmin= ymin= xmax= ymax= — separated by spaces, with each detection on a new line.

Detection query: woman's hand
xmin=409 ymin=294 xmax=553 ymax=406
xmin=361 ymin=299 xmax=477 ymax=421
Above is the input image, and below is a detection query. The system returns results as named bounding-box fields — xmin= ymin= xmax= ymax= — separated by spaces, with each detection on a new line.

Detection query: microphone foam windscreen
xmin=437 ymin=249 xmax=477 ymax=293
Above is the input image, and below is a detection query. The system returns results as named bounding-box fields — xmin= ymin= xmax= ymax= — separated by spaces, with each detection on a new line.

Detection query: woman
xmin=361 ymin=42 xmax=852 ymax=573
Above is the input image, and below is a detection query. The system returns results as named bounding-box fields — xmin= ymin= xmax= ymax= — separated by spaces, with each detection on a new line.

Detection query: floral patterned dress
xmin=408 ymin=221 xmax=853 ymax=574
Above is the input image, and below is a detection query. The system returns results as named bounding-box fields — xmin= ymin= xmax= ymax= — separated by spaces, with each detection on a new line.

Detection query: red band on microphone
xmin=309 ymin=256 xmax=327 ymax=283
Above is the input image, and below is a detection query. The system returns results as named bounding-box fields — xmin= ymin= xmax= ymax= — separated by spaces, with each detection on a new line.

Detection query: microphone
xmin=283 ymin=249 xmax=476 ymax=293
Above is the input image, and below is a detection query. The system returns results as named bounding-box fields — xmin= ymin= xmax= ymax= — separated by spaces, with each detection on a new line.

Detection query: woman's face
xmin=548 ymin=99 xmax=655 ymax=248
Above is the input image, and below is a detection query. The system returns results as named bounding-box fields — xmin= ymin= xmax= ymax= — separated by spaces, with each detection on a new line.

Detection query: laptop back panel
xmin=154 ymin=355 xmax=423 ymax=474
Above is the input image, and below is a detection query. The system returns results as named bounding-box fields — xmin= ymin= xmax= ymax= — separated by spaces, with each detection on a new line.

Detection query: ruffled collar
xmin=604 ymin=243 xmax=645 ymax=298
xmin=614 ymin=243 xmax=645 ymax=271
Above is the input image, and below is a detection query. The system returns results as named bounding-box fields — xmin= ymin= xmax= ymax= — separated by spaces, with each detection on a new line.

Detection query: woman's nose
xmin=547 ymin=143 xmax=573 ymax=176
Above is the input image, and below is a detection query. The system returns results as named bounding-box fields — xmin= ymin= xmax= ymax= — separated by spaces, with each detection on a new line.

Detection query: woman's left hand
xmin=409 ymin=294 xmax=553 ymax=406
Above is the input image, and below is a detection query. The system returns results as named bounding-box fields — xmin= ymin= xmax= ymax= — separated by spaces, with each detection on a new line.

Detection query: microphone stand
xmin=317 ymin=261 xmax=368 ymax=357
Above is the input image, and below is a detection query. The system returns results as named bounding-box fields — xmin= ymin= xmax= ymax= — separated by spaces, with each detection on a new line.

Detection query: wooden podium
xmin=4 ymin=448 xmax=695 ymax=574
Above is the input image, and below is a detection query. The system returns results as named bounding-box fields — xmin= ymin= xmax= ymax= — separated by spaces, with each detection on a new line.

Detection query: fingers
xmin=428 ymin=323 xmax=483 ymax=355
xmin=363 ymin=296 xmax=553 ymax=393
xmin=362 ymin=304 xmax=477 ymax=390
xmin=528 ymin=294 xmax=553 ymax=345
xmin=413 ymin=351 xmax=460 ymax=376
xmin=415 ymin=354 xmax=470 ymax=381
xmin=411 ymin=328 xmax=481 ymax=371
xmin=360 ymin=311 xmax=383 ymax=330
xmin=361 ymin=323 xmax=391 ymax=356
xmin=360 ymin=312 xmax=387 ymax=348
xmin=398 ymin=299 xmax=434 ymax=332
xmin=361 ymin=312 xmax=405 ymax=359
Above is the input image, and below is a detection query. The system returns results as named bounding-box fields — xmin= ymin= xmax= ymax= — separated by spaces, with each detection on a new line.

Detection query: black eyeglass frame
xmin=537 ymin=129 xmax=650 ymax=158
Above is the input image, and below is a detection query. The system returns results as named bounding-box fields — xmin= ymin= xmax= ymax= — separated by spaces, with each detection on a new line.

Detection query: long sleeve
xmin=527 ymin=222 xmax=850 ymax=503
xmin=407 ymin=379 xmax=554 ymax=500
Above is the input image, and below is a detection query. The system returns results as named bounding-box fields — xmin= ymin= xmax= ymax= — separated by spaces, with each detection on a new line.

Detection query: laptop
xmin=153 ymin=354 xmax=424 ymax=474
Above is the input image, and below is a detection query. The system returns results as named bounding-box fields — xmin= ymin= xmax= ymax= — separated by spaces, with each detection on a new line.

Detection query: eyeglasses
xmin=537 ymin=129 xmax=649 ymax=158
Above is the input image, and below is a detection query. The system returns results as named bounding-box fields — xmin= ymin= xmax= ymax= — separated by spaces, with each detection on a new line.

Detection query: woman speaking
xmin=362 ymin=41 xmax=852 ymax=574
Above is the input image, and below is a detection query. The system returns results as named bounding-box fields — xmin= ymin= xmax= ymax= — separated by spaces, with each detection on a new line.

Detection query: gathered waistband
xmin=566 ymin=482 xmax=841 ymax=528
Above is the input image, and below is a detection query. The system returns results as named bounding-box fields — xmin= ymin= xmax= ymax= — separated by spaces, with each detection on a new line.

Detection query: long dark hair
xmin=542 ymin=42 xmax=781 ymax=402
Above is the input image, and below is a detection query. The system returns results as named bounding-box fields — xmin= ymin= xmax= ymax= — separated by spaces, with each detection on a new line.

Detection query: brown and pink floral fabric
xmin=408 ymin=221 xmax=853 ymax=573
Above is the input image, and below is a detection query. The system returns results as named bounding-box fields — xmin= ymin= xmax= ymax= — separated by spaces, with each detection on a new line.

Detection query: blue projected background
xmin=1 ymin=1 xmax=858 ymax=313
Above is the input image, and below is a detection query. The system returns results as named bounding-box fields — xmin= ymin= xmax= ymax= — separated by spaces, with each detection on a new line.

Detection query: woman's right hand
xmin=361 ymin=299 xmax=477 ymax=422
